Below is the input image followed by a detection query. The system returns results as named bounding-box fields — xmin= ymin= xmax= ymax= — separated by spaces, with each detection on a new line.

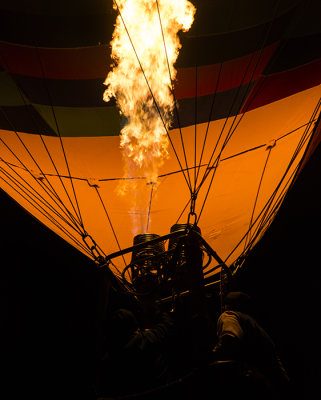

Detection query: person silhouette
xmin=94 ymin=303 xmax=175 ymax=397
xmin=211 ymin=291 xmax=290 ymax=399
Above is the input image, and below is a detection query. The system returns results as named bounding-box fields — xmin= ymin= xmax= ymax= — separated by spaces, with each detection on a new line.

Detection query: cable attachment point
xmin=87 ymin=178 xmax=100 ymax=188
xmin=266 ymin=139 xmax=276 ymax=151
xmin=30 ymin=169 xmax=45 ymax=182
xmin=187 ymin=192 xmax=198 ymax=226
xmin=82 ymin=233 xmax=105 ymax=264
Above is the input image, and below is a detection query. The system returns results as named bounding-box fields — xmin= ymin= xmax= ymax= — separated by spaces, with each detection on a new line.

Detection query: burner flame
xmin=104 ymin=0 xmax=196 ymax=232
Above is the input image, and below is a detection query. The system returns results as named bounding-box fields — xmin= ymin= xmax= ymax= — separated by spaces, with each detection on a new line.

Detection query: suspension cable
xmin=0 ymin=159 xmax=84 ymax=234
xmin=194 ymin=62 xmax=223 ymax=187
xmin=93 ymin=186 xmax=126 ymax=269
xmin=0 ymin=47 xmax=86 ymax=234
xmin=224 ymin=99 xmax=321 ymax=263
xmin=146 ymin=182 xmax=155 ymax=233
xmin=155 ymin=0 xmax=193 ymax=191
xmin=194 ymin=0 xmax=284 ymax=203
xmin=173 ymin=116 xmax=318 ymax=226
xmin=0 ymin=131 xmax=85 ymax=236
xmin=34 ymin=46 xmax=85 ymax=230
xmin=194 ymin=0 xmax=238 ymax=188
xmin=243 ymin=146 xmax=273 ymax=250
xmin=0 ymin=171 xmax=92 ymax=257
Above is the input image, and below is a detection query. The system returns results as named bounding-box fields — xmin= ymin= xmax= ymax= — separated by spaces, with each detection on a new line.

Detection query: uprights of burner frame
xmin=123 ymin=221 xmax=230 ymax=303
xmin=128 ymin=224 xmax=206 ymax=295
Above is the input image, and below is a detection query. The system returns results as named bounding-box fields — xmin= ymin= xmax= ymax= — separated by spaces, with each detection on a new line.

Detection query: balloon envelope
xmin=0 ymin=0 xmax=321 ymax=278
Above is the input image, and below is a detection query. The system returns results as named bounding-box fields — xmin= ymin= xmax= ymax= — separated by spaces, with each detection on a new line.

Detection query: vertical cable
xmin=224 ymin=100 xmax=320 ymax=263
xmin=196 ymin=0 xmax=283 ymax=199
xmin=155 ymin=0 xmax=193 ymax=192
xmin=34 ymin=47 xmax=85 ymax=229
xmin=94 ymin=186 xmax=126 ymax=268
xmin=244 ymin=147 xmax=272 ymax=250
xmin=146 ymin=183 xmax=154 ymax=233
xmin=0 ymin=130 xmax=85 ymax=235
xmin=0 ymin=170 xmax=92 ymax=256
xmin=0 ymin=47 xmax=86 ymax=233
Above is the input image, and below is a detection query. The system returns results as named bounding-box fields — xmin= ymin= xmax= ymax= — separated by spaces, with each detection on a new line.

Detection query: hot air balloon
xmin=1 ymin=0 xmax=320 ymax=290
xmin=1 ymin=0 xmax=320 ymax=398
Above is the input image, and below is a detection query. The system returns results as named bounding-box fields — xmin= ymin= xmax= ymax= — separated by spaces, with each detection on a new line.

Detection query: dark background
xmin=1 ymin=141 xmax=321 ymax=398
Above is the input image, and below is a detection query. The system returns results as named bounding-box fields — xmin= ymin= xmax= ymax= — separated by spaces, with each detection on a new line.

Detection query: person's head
xmin=223 ymin=291 xmax=254 ymax=315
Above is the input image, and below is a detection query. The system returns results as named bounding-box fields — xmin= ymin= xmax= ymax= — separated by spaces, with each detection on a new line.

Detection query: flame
xmin=104 ymin=0 xmax=195 ymax=232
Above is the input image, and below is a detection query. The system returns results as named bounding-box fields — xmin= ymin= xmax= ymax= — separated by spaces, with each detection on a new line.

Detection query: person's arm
xmin=212 ymin=311 xmax=244 ymax=360
xmin=126 ymin=311 xmax=174 ymax=352
xmin=143 ymin=312 xmax=175 ymax=344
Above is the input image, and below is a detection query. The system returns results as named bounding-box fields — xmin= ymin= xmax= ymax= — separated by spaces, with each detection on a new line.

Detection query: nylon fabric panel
xmin=0 ymin=86 xmax=319 ymax=277
xmin=0 ymin=42 xmax=112 ymax=80
xmin=32 ymin=104 xmax=121 ymax=137
xmin=243 ymin=57 xmax=321 ymax=112
xmin=0 ymin=105 xmax=57 ymax=136
xmin=0 ymin=0 xmax=296 ymax=49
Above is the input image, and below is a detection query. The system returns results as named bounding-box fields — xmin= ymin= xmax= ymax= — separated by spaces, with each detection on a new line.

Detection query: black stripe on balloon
xmin=0 ymin=9 xmax=115 ymax=48
xmin=0 ymin=105 xmax=57 ymax=136
xmin=242 ymin=57 xmax=321 ymax=113
xmin=172 ymin=83 xmax=255 ymax=129
xmin=2 ymin=73 xmax=319 ymax=136
xmin=0 ymin=84 xmax=254 ymax=135
xmin=1 ymin=3 xmax=292 ymax=65
xmin=263 ymin=33 xmax=321 ymax=74
xmin=10 ymin=75 xmax=111 ymax=108
xmin=177 ymin=9 xmax=292 ymax=68
xmin=6 ymin=49 xmax=320 ymax=111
